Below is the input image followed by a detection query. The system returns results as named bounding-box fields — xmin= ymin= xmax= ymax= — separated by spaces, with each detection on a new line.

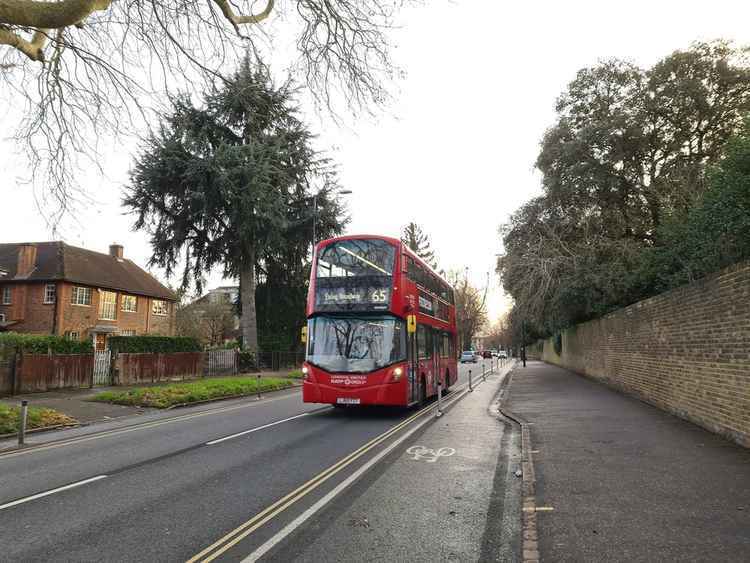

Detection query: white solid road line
xmin=206 ymin=412 xmax=313 ymax=445
xmin=239 ymin=391 xmax=466 ymax=563
xmin=0 ymin=475 xmax=108 ymax=511
xmin=0 ymin=390 xmax=302 ymax=460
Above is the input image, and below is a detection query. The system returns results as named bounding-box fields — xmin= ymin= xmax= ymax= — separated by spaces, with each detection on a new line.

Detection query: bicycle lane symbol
xmin=405 ymin=445 xmax=456 ymax=463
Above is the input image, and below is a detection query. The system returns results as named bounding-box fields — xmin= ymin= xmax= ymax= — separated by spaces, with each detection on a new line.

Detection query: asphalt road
xmin=0 ymin=358 xmax=511 ymax=562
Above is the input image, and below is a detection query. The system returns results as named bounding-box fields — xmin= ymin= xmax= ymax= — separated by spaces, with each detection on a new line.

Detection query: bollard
xmin=469 ymin=369 xmax=473 ymax=392
xmin=257 ymin=372 xmax=261 ymax=400
xmin=18 ymin=400 xmax=28 ymax=447
xmin=436 ymin=379 xmax=443 ymax=417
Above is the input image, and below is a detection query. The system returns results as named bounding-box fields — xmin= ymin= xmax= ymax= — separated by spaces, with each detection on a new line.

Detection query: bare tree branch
xmin=1 ymin=0 xmax=413 ymax=227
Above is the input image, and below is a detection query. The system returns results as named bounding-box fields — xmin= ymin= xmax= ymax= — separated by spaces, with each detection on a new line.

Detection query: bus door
xmin=407 ymin=319 xmax=419 ymax=403
xmin=432 ymin=328 xmax=442 ymax=393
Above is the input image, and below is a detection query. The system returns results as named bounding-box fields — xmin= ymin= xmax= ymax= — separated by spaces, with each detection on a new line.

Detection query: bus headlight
xmin=392 ymin=367 xmax=403 ymax=381
xmin=302 ymin=366 xmax=309 ymax=380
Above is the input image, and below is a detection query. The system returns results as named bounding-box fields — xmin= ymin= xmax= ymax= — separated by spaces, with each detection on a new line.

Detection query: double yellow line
xmin=187 ymin=388 xmax=465 ymax=562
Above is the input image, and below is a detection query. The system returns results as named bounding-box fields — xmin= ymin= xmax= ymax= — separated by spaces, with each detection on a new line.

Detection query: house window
xmin=66 ymin=331 xmax=80 ymax=341
xmin=121 ymin=295 xmax=137 ymax=312
xmin=0 ymin=313 xmax=5 ymax=322
xmin=71 ymin=286 xmax=92 ymax=306
xmin=99 ymin=291 xmax=117 ymax=320
xmin=120 ymin=329 xmax=136 ymax=336
xmin=152 ymin=300 xmax=168 ymax=316
xmin=44 ymin=283 xmax=56 ymax=304
xmin=2 ymin=286 xmax=11 ymax=305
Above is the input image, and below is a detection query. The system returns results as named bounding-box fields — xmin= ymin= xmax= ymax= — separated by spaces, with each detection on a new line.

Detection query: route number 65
xmin=370 ymin=289 xmax=388 ymax=302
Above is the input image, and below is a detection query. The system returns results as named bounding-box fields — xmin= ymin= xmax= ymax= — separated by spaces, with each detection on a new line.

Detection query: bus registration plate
xmin=337 ymin=398 xmax=361 ymax=405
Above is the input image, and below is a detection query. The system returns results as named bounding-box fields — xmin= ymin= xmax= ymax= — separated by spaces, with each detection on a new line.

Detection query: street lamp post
xmin=312 ymin=189 xmax=352 ymax=251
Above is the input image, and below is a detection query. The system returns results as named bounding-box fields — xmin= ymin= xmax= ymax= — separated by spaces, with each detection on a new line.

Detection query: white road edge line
xmin=239 ymin=389 xmax=467 ymax=563
xmin=0 ymin=390 xmax=303 ymax=460
xmin=0 ymin=475 xmax=108 ymax=511
xmin=206 ymin=413 xmax=311 ymax=445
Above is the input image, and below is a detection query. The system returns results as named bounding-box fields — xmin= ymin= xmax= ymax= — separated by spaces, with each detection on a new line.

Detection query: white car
xmin=460 ymin=351 xmax=478 ymax=363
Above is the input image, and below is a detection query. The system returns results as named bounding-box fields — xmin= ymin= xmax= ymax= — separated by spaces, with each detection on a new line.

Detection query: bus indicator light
xmin=301 ymin=326 xmax=307 ymax=343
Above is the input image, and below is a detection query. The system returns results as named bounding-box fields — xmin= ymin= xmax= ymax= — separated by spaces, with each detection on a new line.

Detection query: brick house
xmin=0 ymin=242 xmax=176 ymax=350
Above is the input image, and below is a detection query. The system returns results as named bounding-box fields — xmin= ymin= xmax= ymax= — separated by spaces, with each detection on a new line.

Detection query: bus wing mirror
xmin=301 ymin=326 xmax=308 ymax=343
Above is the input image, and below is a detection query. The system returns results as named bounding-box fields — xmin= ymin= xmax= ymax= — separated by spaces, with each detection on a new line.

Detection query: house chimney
xmin=109 ymin=244 xmax=124 ymax=259
xmin=16 ymin=244 xmax=37 ymax=278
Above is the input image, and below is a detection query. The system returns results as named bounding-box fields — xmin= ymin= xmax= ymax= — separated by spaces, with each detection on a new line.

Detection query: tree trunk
xmin=240 ymin=255 xmax=259 ymax=353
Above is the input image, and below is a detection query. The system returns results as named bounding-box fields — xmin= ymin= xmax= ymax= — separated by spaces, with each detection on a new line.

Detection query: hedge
xmin=108 ymin=335 xmax=202 ymax=354
xmin=0 ymin=332 xmax=93 ymax=354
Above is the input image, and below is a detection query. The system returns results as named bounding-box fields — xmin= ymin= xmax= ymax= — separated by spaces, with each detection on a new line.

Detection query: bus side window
xmin=408 ymin=257 xmax=416 ymax=281
xmin=417 ymin=325 xmax=432 ymax=359
xmin=417 ymin=324 xmax=426 ymax=359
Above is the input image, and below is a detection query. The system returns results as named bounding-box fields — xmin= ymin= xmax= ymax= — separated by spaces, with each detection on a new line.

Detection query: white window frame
xmin=121 ymin=294 xmax=137 ymax=312
xmin=71 ymin=286 xmax=92 ymax=306
xmin=1 ymin=286 xmax=11 ymax=305
xmin=152 ymin=299 xmax=168 ymax=316
xmin=67 ymin=331 xmax=80 ymax=341
xmin=99 ymin=290 xmax=117 ymax=320
xmin=120 ymin=329 xmax=136 ymax=336
xmin=44 ymin=283 xmax=56 ymax=304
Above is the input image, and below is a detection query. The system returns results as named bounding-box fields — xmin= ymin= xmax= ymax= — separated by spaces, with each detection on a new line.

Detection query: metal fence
xmin=205 ymin=349 xmax=238 ymax=377
xmin=94 ymin=350 xmax=112 ymax=386
xmin=255 ymin=351 xmax=305 ymax=372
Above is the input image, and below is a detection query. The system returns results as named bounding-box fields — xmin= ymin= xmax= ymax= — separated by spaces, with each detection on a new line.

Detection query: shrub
xmin=237 ymin=350 xmax=257 ymax=372
xmin=0 ymin=332 xmax=93 ymax=354
xmin=108 ymin=336 xmax=202 ymax=354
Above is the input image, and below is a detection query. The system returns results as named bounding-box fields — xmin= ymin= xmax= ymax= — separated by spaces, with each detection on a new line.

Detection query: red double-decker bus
xmin=302 ymin=235 xmax=458 ymax=407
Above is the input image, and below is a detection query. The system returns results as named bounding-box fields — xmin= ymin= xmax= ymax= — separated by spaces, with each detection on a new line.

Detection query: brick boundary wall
xmin=527 ymin=260 xmax=750 ymax=448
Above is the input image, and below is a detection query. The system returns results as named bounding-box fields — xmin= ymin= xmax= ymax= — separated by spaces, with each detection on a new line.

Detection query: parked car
xmin=482 ymin=350 xmax=492 ymax=359
xmin=498 ymin=350 xmax=508 ymax=359
xmin=460 ymin=351 xmax=478 ymax=363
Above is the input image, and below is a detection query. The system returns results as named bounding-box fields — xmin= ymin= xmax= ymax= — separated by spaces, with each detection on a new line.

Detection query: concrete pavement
xmin=505 ymin=361 xmax=750 ymax=562
xmin=262 ymin=361 xmax=522 ymax=562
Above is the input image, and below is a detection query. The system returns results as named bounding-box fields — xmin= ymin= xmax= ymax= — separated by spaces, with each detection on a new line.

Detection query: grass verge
xmin=90 ymin=376 xmax=296 ymax=408
xmin=0 ymin=404 xmax=76 ymax=435
xmin=286 ymin=369 xmax=303 ymax=379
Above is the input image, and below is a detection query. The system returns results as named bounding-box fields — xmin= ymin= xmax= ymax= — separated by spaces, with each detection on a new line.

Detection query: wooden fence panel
xmin=17 ymin=354 xmax=93 ymax=393
xmin=115 ymin=352 xmax=204 ymax=386
xmin=0 ymin=359 xmax=12 ymax=396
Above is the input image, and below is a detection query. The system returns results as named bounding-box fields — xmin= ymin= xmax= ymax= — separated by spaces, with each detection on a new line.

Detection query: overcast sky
xmin=2 ymin=1 xmax=750 ymax=326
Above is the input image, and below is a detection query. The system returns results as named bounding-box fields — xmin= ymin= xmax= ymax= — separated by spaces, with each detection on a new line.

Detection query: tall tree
xmin=401 ymin=222 xmax=438 ymax=269
xmin=448 ymin=269 xmax=488 ymax=351
xmin=498 ymin=41 xmax=750 ymax=335
xmin=124 ymin=57 xmax=346 ymax=352
xmin=1 ymin=0 xmax=417 ymax=224
xmin=653 ymin=121 xmax=750 ymax=289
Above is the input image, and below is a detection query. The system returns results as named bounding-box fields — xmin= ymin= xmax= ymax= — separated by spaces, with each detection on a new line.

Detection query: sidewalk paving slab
xmin=506 ymin=361 xmax=750 ymax=563
xmin=265 ymin=364 xmax=522 ymax=563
